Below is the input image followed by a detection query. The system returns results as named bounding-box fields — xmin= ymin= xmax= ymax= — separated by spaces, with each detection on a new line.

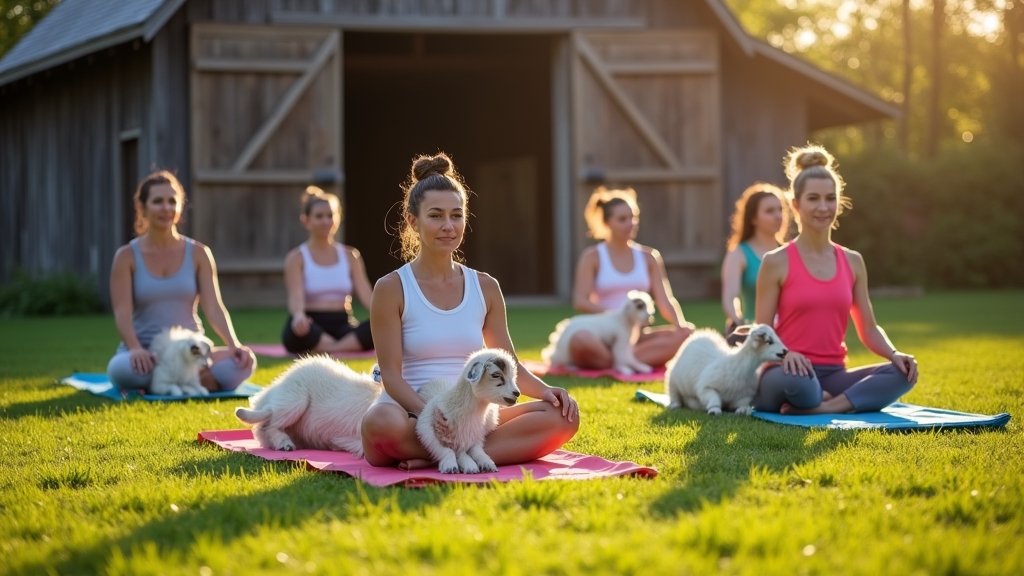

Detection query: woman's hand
xmin=541 ymin=386 xmax=579 ymax=423
xmin=890 ymin=350 xmax=918 ymax=384
xmin=229 ymin=344 xmax=254 ymax=371
xmin=781 ymin=350 xmax=813 ymax=377
xmin=291 ymin=313 xmax=311 ymax=336
xmin=129 ymin=347 xmax=156 ymax=375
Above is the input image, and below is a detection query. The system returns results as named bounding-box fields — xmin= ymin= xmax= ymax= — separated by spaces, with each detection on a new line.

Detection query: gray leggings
xmin=106 ymin=350 xmax=255 ymax=391
xmin=754 ymin=362 xmax=915 ymax=413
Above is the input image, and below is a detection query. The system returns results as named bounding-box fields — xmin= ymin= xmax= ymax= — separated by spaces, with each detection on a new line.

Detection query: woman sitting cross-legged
xmin=281 ymin=186 xmax=374 ymax=355
xmin=567 ymin=187 xmax=694 ymax=370
xmin=360 ymin=153 xmax=580 ymax=470
xmin=106 ymin=171 xmax=255 ymax=392
xmin=754 ymin=145 xmax=918 ymax=414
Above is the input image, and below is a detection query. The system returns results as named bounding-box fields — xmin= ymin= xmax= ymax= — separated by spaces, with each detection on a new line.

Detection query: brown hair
xmin=726 ymin=183 xmax=789 ymax=250
xmin=398 ymin=152 xmax=469 ymax=261
xmin=584 ymin=187 xmax=639 ymax=240
xmin=133 ymin=170 xmax=186 ymax=235
xmin=784 ymin=145 xmax=851 ymax=229
xmin=300 ymin=186 xmax=341 ymax=219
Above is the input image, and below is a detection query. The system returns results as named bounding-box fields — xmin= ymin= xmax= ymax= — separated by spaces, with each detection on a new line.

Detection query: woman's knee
xmin=360 ymin=407 xmax=408 ymax=444
xmin=106 ymin=354 xmax=149 ymax=389
xmin=539 ymin=401 xmax=581 ymax=441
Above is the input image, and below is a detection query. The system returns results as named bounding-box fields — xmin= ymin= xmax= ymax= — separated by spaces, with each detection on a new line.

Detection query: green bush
xmin=0 ymin=270 xmax=103 ymax=316
xmin=832 ymin=142 xmax=1024 ymax=288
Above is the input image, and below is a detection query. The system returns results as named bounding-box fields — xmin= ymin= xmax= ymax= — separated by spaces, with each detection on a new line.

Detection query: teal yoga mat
xmin=62 ymin=373 xmax=261 ymax=401
xmin=634 ymin=389 xmax=1011 ymax=431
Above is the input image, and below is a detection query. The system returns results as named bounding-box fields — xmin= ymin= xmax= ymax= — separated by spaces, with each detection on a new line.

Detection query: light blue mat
xmin=62 ymin=373 xmax=262 ymax=402
xmin=634 ymin=389 xmax=1011 ymax=431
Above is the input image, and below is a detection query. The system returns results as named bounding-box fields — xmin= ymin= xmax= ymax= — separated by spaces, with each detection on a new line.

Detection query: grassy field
xmin=1 ymin=292 xmax=1022 ymax=575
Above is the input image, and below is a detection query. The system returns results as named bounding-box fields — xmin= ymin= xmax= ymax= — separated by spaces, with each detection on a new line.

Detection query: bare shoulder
xmin=341 ymin=244 xmax=362 ymax=261
xmin=190 ymin=239 xmax=214 ymax=266
xmin=284 ymin=247 xmax=303 ymax=263
xmin=578 ymin=245 xmax=599 ymax=263
xmin=475 ymin=270 xmax=503 ymax=296
xmin=760 ymin=246 xmax=788 ymax=271
xmin=839 ymin=246 xmax=867 ymax=274
xmin=112 ymin=244 xmax=134 ymax=263
xmin=374 ymin=270 xmax=402 ymax=294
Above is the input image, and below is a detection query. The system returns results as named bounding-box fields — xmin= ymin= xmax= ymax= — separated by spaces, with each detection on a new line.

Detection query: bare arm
xmin=283 ymin=249 xmax=306 ymax=317
xmin=110 ymin=246 xmax=157 ymax=374
xmin=755 ymin=248 xmax=810 ymax=376
xmin=370 ymin=273 xmax=426 ymax=414
xmin=571 ymin=248 xmax=605 ymax=314
xmin=720 ymin=248 xmax=746 ymax=325
xmin=847 ymin=250 xmax=918 ymax=382
xmin=346 ymin=246 xmax=374 ymax=311
xmin=479 ymin=273 xmax=578 ymax=422
xmin=110 ymin=247 xmax=141 ymax=349
xmin=645 ymin=248 xmax=688 ymax=327
xmin=195 ymin=244 xmax=244 ymax=353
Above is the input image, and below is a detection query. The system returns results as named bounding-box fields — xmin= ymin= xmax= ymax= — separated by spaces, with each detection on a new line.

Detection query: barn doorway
xmin=344 ymin=32 xmax=555 ymax=296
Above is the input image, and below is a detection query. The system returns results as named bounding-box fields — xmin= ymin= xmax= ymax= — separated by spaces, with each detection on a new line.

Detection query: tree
xmin=927 ymin=0 xmax=945 ymax=157
xmin=0 ymin=1 xmax=61 ymax=57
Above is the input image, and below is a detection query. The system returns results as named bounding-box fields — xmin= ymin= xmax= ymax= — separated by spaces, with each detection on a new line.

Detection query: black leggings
xmin=281 ymin=310 xmax=373 ymax=354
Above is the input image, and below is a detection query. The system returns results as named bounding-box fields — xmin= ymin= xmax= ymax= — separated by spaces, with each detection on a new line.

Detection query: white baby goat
xmin=148 ymin=326 xmax=213 ymax=397
xmin=665 ymin=324 xmax=788 ymax=415
xmin=416 ymin=348 xmax=520 ymax=474
xmin=541 ymin=291 xmax=654 ymax=375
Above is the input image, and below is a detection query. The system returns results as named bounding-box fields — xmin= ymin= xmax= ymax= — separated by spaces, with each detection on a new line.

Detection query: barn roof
xmin=0 ymin=0 xmax=183 ymax=85
xmin=0 ymin=0 xmax=898 ymax=120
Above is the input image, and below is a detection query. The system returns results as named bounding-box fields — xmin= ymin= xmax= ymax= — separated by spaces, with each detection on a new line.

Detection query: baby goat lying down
xmin=541 ymin=291 xmax=655 ymax=375
xmin=235 ymin=348 xmax=519 ymax=474
xmin=665 ymin=324 xmax=788 ymax=415
xmin=416 ymin=348 xmax=520 ymax=474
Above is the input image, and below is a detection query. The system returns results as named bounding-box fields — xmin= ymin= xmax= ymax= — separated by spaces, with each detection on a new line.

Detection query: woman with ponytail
xmin=281 ymin=186 xmax=374 ymax=354
xmin=567 ymin=187 xmax=694 ymax=370
xmin=360 ymin=153 xmax=579 ymax=470
xmin=754 ymin=145 xmax=918 ymax=414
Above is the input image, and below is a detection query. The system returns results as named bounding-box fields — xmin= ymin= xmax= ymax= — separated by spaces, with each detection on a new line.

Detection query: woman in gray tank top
xmin=106 ymin=171 xmax=255 ymax=391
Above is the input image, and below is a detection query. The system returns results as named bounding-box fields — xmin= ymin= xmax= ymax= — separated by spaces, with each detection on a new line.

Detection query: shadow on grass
xmin=0 ymin=386 xmax=117 ymax=421
xmin=646 ymin=408 xmax=855 ymax=516
xmin=14 ymin=449 xmax=452 ymax=573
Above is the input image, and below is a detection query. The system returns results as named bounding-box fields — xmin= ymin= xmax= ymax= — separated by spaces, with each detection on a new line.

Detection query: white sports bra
xmin=593 ymin=243 xmax=651 ymax=310
xmin=300 ymin=243 xmax=352 ymax=305
xmin=396 ymin=263 xmax=486 ymax=392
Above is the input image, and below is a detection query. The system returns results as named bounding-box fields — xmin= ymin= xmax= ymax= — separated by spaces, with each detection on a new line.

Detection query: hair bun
xmin=785 ymin=145 xmax=834 ymax=180
xmin=412 ymin=154 xmax=453 ymax=182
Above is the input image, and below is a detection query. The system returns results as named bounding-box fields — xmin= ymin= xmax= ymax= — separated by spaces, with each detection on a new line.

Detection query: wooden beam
xmin=603 ymin=167 xmax=719 ymax=183
xmin=605 ymin=62 xmax=717 ymax=75
xmin=216 ymin=259 xmax=285 ymax=274
xmin=193 ymin=58 xmax=310 ymax=73
xmin=194 ymin=169 xmax=341 ymax=185
xmin=575 ymin=35 xmax=682 ymax=170
xmin=269 ymin=13 xmax=646 ymax=33
xmin=660 ymin=249 xmax=721 ymax=266
xmin=231 ymin=31 xmax=339 ymax=172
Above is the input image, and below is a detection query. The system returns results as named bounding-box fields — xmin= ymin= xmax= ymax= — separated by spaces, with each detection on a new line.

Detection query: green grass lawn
xmin=1 ymin=292 xmax=1022 ymax=575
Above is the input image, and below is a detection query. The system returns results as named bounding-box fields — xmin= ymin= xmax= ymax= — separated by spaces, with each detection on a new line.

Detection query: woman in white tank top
xmin=281 ymin=187 xmax=374 ymax=354
xmin=569 ymin=187 xmax=695 ymax=370
xmin=361 ymin=153 xmax=580 ymax=470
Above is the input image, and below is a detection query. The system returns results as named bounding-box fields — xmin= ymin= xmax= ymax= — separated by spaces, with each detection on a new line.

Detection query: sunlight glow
xmin=963 ymin=131 xmax=974 ymax=143
xmin=797 ymin=29 xmax=818 ymax=49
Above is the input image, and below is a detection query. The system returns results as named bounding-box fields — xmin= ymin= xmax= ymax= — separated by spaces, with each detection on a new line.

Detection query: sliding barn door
xmin=190 ymin=24 xmax=342 ymax=305
xmin=573 ymin=31 xmax=722 ymax=297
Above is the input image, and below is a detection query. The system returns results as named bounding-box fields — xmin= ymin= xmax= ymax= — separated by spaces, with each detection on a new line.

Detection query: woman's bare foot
xmin=398 ymin=458 xmax=434 ymax=471
xmin=780 ymin=394 xmax=854 ymax=415
xmin=822 ymin=391 xmax=834 ymax=401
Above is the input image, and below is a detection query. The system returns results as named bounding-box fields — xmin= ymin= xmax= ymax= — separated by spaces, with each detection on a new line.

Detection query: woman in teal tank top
xmin=720 ymin=183 xmax=788 ymax=335
xmin=106 ymin=171 xmax=255 ymax=392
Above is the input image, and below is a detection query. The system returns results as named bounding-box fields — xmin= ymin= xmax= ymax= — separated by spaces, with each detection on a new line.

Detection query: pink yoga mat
xmin=522 ymin=359 xmax=666 ymax=383
xmin=199 ymin=429 xmax=657 ymax=488
xmin=248 ymin=344 xmax=376 ymax=360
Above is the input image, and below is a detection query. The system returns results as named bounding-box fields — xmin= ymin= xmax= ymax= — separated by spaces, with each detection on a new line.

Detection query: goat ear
xmin=466 ymin=360 xmax=486 ymax=383
xmin=733 ymin=324 xmax=753 ymax=336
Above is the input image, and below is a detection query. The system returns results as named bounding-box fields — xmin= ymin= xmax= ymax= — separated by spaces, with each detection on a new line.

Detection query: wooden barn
xmin=0 ymin=0 xmax=898 ymax=307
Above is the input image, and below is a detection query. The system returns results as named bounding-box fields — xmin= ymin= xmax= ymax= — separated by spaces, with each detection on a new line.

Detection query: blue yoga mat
xmin=634 ymin=389 xmax=1011 ymax=431
xmin=61 ymin=373 xmax=262 ymax=402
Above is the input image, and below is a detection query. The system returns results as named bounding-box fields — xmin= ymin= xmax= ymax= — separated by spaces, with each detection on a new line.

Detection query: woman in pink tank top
xmin=567 ymin=187 xmax=695 ymax=370
xmin=754 ymin=145 xmax=918 ymax=414
xmin=360 ymin=153 xmax=579 ymax=470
